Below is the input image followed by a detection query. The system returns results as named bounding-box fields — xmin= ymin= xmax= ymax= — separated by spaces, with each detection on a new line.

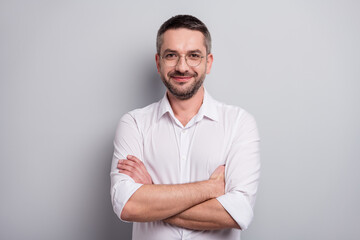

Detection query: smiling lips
xmin=171 ymin=76 xmax=193 ymax=83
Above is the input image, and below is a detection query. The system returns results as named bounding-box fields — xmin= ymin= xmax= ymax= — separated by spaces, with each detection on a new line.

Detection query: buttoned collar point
xmin=157 ymin=92 xmax=176 ymax=122
xmin=199 ymin=89 xmax=219 ymax=123
xmin=156 ymin=89 xmax=219 ymax=124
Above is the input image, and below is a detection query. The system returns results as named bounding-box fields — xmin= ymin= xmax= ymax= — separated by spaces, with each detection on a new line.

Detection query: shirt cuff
xmin=111 ymin=176 xmax=143 ymax=222
xmin=216 ymin=191 xmax=254 ymax=230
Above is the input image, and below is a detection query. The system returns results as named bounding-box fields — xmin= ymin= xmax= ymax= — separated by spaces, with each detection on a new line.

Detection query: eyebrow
xmin=162 ymin=49 xmax=204 ymax=54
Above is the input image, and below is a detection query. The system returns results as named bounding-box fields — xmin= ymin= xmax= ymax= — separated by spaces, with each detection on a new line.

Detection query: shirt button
xmin=181 ymin=130 xmax=185 ymax=134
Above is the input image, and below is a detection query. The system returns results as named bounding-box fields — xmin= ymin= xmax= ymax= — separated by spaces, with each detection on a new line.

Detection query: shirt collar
xmin=157 ymin=88 xmax=219 ymax=123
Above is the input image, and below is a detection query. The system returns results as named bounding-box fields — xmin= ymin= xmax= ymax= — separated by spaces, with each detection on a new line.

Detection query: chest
xmin=142 ymin=120 xmax=230 ymax=184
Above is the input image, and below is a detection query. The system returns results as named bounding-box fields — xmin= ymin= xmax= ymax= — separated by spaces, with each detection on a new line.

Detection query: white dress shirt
xmin=110 ymin=90 xmax=260 ymax=240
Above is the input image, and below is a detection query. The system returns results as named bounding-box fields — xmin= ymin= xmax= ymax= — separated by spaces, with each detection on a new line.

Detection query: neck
xmin=167 ymin=87 xmax=204 ymax=127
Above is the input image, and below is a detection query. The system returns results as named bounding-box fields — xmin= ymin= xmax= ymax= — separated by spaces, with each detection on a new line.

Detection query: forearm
xmin=164 ymin=198 xmax=240 ymax=230
xmin=121 ymin=179 xmax=219 ymax=222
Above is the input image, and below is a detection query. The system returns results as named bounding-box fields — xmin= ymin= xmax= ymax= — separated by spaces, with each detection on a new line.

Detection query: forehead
xmin=160 ymin=28 xmax=206 ymax=53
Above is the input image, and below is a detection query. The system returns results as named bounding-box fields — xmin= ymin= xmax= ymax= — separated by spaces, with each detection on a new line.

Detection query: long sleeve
xmin=110 ymin=113 xmax=144 ymax=221
xmin=216 ymin=111 xmax=261 ymax=230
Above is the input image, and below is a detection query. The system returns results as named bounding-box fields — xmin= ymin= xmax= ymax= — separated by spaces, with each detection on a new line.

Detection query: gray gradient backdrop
xmin=1 ymin=1 xmax=359 ymax=239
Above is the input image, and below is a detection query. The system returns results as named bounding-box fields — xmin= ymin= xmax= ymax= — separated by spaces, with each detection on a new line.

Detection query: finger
xmin=117 ymin=159 xmax=124 ymax=169
xmin=119 ymin=169 xmax=133 ymax=177
xmin=131 ymin=160 xmax=151 ymax=181
xmin=120 ymin=164 xmax=152 ymax=184
xmin=120 ymin=157 xmax=153 ymax=184
xmin=119 ymin=169 xmax=141 ymax=183
xmin=126 ymin=156 xmax=148 ymax=173
xmin=119 ymin=167 xmax=139 ymax=178
xmin=127 ymin=155 xmax=142 ymax=164
xmin=117 ymin=160 xmax=133 ymax=169
xmin=119 ymin=169 xmax=131 ymax=174
xmin=119 ymin=167 xmax=148 ymax=184
xmin=122 ymin=158 xmax=140 ymax=169
xmin=117 ymin=159 xmax=130 ymax=169
xmin=120 ymin=159 xmax=138 ymax=168
xmin=127 ymin=155 xmax=149 ymax=173
xmin=119 ymin=160 xmax=146 ymax=180
xmin=118 ymin=163 xmax=136 ymax=172
xmin=119 ymin=161 xmax=145 ymax=177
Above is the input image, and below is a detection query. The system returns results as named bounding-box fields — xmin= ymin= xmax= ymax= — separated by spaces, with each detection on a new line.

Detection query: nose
xmin=175 ymin=55 xmax=190 ymax=73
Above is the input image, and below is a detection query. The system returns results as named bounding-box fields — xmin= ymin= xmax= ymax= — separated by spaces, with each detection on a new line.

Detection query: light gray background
xmin=1 ymin=0 xmax=359 ymax=239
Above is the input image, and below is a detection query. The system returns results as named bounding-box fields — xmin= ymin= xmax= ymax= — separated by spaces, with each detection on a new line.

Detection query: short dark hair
xmin=156 ymin=15 xmax=212 ymax=55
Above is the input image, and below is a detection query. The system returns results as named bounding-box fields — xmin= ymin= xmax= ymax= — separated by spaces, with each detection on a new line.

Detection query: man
xmin=110 ymin=15 xmax=260 ymax=240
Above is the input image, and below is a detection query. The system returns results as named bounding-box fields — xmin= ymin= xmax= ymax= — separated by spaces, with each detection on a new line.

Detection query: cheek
xmin=198 ymin=65 xmax=207 ymax=75
xmin=158 ymin=67 xmax=170 ymax=79
xmin=156 ymin=63 xmax=163 ymax=74
xmin=157 ymin=62 xmax=163 ymax=73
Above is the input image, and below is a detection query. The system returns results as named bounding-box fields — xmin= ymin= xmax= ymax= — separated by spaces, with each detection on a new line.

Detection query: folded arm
xmin=164 ymin=198 xmax=240 ymax=230
xmin=118 ymin=156 xmax=238 ymax=230
xmin=110 ymin=114 xmax=226 ymax=225
xmin=110 ymin=111 xmax=260 ymax=231
xmin=118 ymin=156 xmax=225 ymax=222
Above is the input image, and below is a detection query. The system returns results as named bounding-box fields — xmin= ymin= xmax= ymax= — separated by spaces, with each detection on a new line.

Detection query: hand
xmin=209 ymin=165 xmax=225 ymax=198
xmin=117 ymin=155 xmax=153 ymax=184
xmin=163 ymin=216 xmax=177 ymax=226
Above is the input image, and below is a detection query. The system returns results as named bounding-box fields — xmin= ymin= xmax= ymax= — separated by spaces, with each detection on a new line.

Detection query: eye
xmin=164 ymin=53 xmax=178 ymax=60
xmin=188 ymin=53 xmax=201 ymax=59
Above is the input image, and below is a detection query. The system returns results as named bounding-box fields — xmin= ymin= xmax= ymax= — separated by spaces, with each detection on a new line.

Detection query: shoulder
xmin=215 ymin=100 xmax=256 ymax=126
xmin=119 ymin=100 xmax=161 ymax=131
xmin=214 ymin=101 xmax=259 ymax=145
xmin=208 ymin=96 xmax=259 ymax=141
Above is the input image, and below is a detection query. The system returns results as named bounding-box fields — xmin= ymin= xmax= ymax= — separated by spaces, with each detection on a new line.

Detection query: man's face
xmin=156 ymin=28 xmax=213 ymax=100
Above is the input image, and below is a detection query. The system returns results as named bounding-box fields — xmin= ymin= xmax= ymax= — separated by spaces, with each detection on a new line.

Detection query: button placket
xmin=180 ymin=128 xmax=186 ymax=160
xmin=179 ymin=128 xmax=187 ymax=183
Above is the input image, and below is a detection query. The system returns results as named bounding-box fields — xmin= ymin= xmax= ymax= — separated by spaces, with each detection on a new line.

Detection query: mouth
xmin=171 ymin=76 xmax=193 ymax=83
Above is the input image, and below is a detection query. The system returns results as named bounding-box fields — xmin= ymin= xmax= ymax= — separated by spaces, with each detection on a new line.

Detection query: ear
xmin=206 ymin=53 xmax=213 ymax=74
xmin=155 ymin=53 xmax=161 ymax=73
